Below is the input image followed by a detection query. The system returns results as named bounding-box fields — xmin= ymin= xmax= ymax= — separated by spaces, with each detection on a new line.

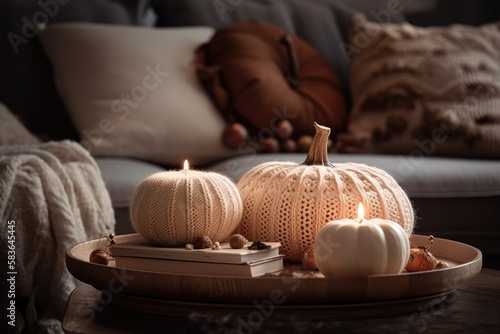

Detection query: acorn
xmin=89 ymin=248 xmax=111 ymax=265
xmin=193 ymin=236 xmax=213 ymax=249
xmin=229 ymin=234 xmax=248 ymax=249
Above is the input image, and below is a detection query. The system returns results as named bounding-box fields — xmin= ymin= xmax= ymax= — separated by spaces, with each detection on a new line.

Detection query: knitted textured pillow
xmin=195 ymin=20 xmax=347 ymax=142
xmin=335 ymin=15 xmax=500 ymax=158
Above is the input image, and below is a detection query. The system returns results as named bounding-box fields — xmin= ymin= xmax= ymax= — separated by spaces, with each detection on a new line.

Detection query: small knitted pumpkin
xmin=131 ymin=163 xmax=243 ymax=246
xmin=237 ymin=123 xmax=414 ymax=262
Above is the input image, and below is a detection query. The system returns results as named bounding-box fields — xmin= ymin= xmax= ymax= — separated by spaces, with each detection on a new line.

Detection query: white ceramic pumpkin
xmin=314 ymin=205 xmax=410 ymax=277
xmin=130 ymin=164 xmax=243 ymax=246
xmin=237 ymin=123 xmax=414 ymax=262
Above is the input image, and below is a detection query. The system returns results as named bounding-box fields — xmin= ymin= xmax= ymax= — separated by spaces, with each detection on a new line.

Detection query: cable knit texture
xmin=0 ymin=140 xmax=114 ymax=333
xmin=131 ymin=170 xmax=243 ymax=246
xmin=336 ymin=14 xmax=500 ymax=157
xmin=237 ymin=124 xmax=414 ymax=262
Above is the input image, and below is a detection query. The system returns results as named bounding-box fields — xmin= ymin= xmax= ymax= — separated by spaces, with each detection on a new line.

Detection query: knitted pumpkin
xmin=237 ymin=123 xmax=414 ymax=262
xmin=131 ymin=163 xmax=243 ymax=246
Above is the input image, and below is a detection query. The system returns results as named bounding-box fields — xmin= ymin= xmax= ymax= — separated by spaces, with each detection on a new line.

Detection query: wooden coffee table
xmin=63 ymin=268 xmax=500 ymax=333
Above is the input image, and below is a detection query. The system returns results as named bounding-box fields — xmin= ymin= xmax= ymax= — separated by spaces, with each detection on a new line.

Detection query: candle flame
xmin=183 ymin=160 xmax=189 ymax=172
xmin=357 ymin=203 xmax=365 ymax=221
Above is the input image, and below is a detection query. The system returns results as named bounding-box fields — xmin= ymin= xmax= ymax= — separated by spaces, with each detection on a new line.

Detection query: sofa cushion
xmin=0 ymin=0 xmax=152 ymax=141
xmin=195 ymin=20 xmax=347 ymax=139
xmin=0 ymin=102 xmax=40 ymax=146
xmin=335 ymin=14 xmax=500 ymax=158
xmin=152 ymin=0 xmax=406 ymax=103
xmin=39 ymin=23 xmax=235 ymax=166
xmin=208 ymin=153 xmax=500 ymax=198
xmin=95 ymin=157 xmax=165 ymax=210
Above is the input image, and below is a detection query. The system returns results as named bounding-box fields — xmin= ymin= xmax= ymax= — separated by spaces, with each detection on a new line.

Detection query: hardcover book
xmin=114 ymin=255 xmax=285 ymax=277
xmin=111 ymin=239 xmax=281 ymax=264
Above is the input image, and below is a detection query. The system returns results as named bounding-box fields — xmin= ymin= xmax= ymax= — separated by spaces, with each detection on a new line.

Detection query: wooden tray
xmin=66 ymin=234 xmax=482 ymax=318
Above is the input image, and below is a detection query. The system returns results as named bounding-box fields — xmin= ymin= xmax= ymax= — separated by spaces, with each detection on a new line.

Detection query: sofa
xmin=1 ymin=0 xmax=500 ymax=272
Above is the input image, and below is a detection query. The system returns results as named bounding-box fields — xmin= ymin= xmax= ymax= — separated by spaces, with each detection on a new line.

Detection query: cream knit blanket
xmin=0 ymin=141 xmax=114 ymax=333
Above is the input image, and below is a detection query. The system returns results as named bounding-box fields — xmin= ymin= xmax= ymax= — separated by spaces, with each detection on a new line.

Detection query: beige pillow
xmin=0 ymin=102 xmax=40 ymax=146
xmin=336 ymin=15 xmax=500 ymax=158
xmin=39 ymin=23 xmax=235 ymax=166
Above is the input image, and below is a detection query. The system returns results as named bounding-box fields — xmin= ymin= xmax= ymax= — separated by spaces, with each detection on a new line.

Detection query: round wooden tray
xmin=66 ymin=234 xmax=482 ymax=318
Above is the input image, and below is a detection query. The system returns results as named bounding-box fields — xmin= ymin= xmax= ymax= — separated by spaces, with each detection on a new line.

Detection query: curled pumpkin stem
xmin=303 ymin=122 xmax=333 ymax=167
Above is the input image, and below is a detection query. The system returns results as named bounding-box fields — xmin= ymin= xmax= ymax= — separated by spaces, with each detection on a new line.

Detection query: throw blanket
xmin=0 ymin=141 xmax=115 ymax=333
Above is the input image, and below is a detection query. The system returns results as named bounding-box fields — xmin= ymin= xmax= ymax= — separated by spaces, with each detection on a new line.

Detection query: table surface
xmin=63 ymin=268 xmax=500 ymax=334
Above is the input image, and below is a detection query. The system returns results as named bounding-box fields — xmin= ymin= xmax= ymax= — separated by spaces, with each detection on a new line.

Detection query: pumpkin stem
xmin=303 ymin=122 xmax=333 ymax=166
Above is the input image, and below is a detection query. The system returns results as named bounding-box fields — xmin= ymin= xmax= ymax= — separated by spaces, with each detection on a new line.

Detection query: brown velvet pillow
xmin=195 ymin=20 xmax=347 ymax=144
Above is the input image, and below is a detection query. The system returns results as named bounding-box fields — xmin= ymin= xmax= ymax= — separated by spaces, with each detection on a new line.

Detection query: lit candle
xmin=313 ymin=203 xmax=410 ymax=277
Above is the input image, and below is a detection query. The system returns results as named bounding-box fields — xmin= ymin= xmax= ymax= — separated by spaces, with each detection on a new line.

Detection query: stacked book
xmin=111 ymin=239 xmax=283 ymax=277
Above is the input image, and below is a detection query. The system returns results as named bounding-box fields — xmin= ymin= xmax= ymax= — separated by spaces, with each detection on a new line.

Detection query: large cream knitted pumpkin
xmin=131 ymin=164 xmax=243 ymax=246
xmin=237 ymin=123 xmax=414 ymax=262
